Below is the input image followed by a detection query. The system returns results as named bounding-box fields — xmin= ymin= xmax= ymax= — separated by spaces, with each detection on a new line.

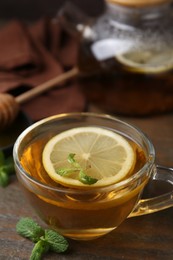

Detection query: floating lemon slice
xmin=116 ymin=49 xmax=173 ymax=74
xmin=42 ymin=127 xmax=136 ymax=188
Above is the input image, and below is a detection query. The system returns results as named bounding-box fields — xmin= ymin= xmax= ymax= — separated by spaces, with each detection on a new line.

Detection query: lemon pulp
xmin=42 ymin=127 xmax=136 ymax=188
xmin=116 ymin=49 xmax=173 ymax=74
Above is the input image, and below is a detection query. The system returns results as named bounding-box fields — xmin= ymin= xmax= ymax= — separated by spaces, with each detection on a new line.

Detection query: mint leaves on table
xmin=57 ymin=153 xmax=98 ymax=185
xmin=16 ymin=217 xmax=69 ymax=260
xmin=0 ymin=150 xmax=14 ymax=187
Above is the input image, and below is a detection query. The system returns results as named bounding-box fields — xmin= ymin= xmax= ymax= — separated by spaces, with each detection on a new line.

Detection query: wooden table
xmin=1 ymin=111 xmax=173 ymax=260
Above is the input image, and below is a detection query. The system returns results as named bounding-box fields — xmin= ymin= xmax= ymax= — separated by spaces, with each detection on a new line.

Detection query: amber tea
xmin=18 ymin=122 xmax=147 ymax=240
xmin=77 ymin=0 xmax=173 ymax=116
xmin=17 ymin=112 xmax=173 ymax=242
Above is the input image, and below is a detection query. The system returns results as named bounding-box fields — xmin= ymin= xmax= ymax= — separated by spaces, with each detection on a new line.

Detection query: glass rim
xmin=13 ymin=112 xmax=155 ymax=194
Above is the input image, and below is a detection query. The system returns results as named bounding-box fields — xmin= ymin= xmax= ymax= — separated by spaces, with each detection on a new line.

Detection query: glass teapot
xmin=59 ymin=0 xmax=173 ymax=116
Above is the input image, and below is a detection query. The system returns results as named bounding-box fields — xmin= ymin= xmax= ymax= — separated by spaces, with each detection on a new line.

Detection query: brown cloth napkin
xmin=0 ymin=18 xmax=85 ymax=121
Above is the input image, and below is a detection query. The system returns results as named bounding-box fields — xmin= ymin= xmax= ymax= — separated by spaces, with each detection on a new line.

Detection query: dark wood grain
xmin=1 ymin=112 xmax=173 ymax=260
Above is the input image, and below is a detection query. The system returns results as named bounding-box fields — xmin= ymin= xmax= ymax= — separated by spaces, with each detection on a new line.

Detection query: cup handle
xmin=129 ymin=165 xmax=173 ymax=217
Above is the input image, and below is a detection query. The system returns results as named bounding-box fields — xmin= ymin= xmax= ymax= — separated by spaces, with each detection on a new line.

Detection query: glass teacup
xmin=13 ymin=112 xmax=173 ymax=240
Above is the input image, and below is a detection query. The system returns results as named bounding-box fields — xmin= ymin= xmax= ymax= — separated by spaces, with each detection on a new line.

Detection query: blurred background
xmin=0 ymin=0 xmax=106 ymax=21
xmin=0 ymin=0 xmax=64 ymax=21
xmin=1 ymin=0 xmax=173 ymax=117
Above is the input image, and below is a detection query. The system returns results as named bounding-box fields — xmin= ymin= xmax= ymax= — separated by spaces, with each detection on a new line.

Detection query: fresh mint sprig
xmin=16 ymin=217 xmax=69 ymax=260
xmin=16 ymin=217 xmax=45 ymax=243
xmin=56 ymin=153 xmax=98 ymax=185
xmin=0 ymin=150 xmax=14 ymax=187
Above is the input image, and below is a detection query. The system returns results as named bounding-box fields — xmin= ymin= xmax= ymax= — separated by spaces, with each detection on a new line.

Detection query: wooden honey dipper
xmin=0 ymin=67 xmax=79 ymax=130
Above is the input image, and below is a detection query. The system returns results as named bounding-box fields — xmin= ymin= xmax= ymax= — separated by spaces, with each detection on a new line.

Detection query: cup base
xmin=50 ymin=227 xmax=116 ymax=240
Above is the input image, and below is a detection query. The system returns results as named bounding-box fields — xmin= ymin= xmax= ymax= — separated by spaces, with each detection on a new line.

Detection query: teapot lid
xmin=107 ymin=0 xmax=172 ymax=7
